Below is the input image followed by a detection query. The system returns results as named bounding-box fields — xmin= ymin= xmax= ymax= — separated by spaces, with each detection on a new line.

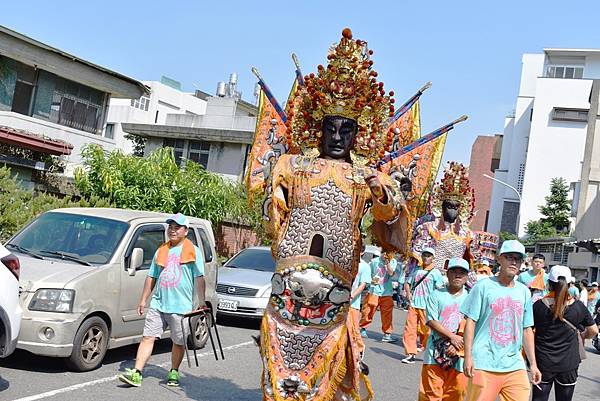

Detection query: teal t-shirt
xmin=460 ymin=277 xmax=533 ymax=372
xmin=406 ymin=267 xmax=445 ymax=310
xmin=568 ymin=286 xmax=580 ymax=299
xmin=517 ymin=269 xmax=548 ymax=302
xmin=424 ymin=286 xmax=469 ymax=372
xmin=588 ymin=291 xmax=600 ymax=315
xmin=368 ymin=257 xmax=397 ymax=297
xmin=351 ymin=260 xmax=371 ymax=310
xmin=148 ymin=243 xmax=205 ymax=314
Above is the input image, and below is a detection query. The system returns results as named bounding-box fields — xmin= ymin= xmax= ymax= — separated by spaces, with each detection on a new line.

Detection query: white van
xmin=6 ymin=208 xmax=218 ymax=371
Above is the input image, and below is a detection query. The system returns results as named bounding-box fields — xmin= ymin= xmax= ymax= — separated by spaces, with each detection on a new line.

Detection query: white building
xmin=119 ymin=74 xmax=257 ymax=182
xmin=106 ymin=78 xmax=207 ymax=154
xmin=488 ymin=49 xmax=600 ymax=237
xmin=0 ymin=25 xmax=147 ymax=186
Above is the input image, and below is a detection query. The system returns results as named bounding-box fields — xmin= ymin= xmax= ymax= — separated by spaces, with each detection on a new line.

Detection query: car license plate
xmin=218 ymin=299 xmax=239 ymax=311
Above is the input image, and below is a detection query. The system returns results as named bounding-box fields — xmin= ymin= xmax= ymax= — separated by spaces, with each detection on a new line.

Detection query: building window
xmin=546 ymin=66 xmax=584 ymax=79
xmin=560 ymin=245 xmax=574 ymax=264
xmin=552 ymin=107 xmax=588 ymax=122
xmin=517 ymin=163 xmax=525 ymax=194
xmin=131 ymin=96 xmax=150 ymax=111
xmin=104 ymin=123 xmax=115 ymax=139
xmin=188 ymin=140 xmax=210 ymax=168
xmin=164 ymin=138 xmax=185 ymax=165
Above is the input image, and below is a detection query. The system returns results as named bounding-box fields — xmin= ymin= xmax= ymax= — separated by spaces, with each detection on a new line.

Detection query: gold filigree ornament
xmin=286 ymin=28 xmax=396 ymax=164
xmin=429 ymin=162 xmax=476 ymax=227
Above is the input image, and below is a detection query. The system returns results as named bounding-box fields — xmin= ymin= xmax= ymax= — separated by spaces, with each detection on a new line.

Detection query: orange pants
xmin=359 ymin=293 xmax=394 ymax=334
xmin=419 ymin=364 xmax=467 ymax=401
xmin=347 ymin=308 xmax=365 ymax=356
xmin=465 ymin=369 xmax=530 ymax=401
xmin=402 ymin=306 xmax=429 ymax=355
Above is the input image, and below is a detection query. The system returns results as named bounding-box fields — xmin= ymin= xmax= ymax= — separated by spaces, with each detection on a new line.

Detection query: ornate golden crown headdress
xmin=286 ymin=28 xmax=395 ymax=163
xmin=429 ymin=162 xmax=475 ymax=224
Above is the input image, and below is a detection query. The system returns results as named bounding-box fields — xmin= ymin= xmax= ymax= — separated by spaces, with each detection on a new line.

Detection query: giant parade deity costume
xmin=408 ymin=162 xmax=476 ymax=275
xmin=246 ymin=28 xmax=468 ymax=401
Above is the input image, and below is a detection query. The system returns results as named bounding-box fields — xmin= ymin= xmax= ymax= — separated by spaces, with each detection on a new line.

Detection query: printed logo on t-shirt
xmin=160 ymin=253 xmax=182 ymax=288
xmin=374 ymin=263 xmax=389 ymax=285
xmin=413 ymin=272 xmax=430 ymax=297
xmin=440 ymin=303 xmax=462 ymax=332
xmin=489 ymin=296 xmax=523 ymax=346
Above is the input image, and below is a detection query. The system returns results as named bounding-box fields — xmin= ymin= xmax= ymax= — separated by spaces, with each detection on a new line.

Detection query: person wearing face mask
xmin=405 ymin=163 xmax=476 ymax=300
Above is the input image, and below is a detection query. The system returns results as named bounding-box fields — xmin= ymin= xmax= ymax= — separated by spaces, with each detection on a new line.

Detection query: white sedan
xmin=0 ymin=243 xmax=22 ymax=358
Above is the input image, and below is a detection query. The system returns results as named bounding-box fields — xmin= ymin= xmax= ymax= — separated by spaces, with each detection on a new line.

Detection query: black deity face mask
xmin=320 ymin=116 xmax=356 ymax=161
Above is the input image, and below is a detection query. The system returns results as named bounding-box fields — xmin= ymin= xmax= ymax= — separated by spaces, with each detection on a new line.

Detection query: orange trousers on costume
xmin=402 ymin=306 xmax=429 ymax=355
xmin=464 ymin=369 xmax=530 ymax=401
xmin=359 ymin=293 xmax=394 ymax=334
xmin=419 ymin=364 xmax=467 ymax=401
xmin=347 ymin=308 xmax=366 ymax=356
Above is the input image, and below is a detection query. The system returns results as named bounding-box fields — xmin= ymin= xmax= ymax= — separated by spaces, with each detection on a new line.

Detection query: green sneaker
xmin=167 ymin=369 xmax=180 ymax=387
xmin=118 ymin=368 xmax=142 ymax=387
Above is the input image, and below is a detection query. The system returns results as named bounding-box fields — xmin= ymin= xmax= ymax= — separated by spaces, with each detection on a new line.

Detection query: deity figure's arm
xmin=266 ymin=155 xmax=291 ymax=239
xmin=368 ymin=171 xmax=410 ymax=257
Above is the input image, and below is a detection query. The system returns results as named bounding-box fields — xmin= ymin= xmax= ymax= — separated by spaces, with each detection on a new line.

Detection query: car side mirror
xmin=129 ymin=248 xmax=144 ymax=276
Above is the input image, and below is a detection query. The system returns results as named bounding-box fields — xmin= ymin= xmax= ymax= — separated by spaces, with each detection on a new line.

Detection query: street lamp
xmin=483 ymin=174 xmax=521 ymax=234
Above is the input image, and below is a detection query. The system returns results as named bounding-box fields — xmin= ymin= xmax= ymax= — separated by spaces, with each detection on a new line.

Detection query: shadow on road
xmin=368 ymin=346 xmax=423 ymax=363
xmin=0 ymin=339 xmax=174 ymax=373
xmin=115 ymin=362 xmax=261 ymax=401
xmin=0 ymin=375 xmax=9 ymax=392
xmin=216 ymin=315 xmax=261 ymax=330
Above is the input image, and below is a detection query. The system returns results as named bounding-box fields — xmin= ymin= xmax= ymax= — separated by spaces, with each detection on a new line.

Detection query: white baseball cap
xmin=548 ymin=265 xmax=572 ymax=283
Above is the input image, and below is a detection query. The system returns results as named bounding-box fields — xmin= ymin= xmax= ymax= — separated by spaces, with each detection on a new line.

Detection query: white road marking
xmin=13 ymin=340 xmax=255 ymax=401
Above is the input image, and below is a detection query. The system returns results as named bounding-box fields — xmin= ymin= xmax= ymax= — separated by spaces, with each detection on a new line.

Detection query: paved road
xmin=1 ymin=310 xmax=599 ymax=401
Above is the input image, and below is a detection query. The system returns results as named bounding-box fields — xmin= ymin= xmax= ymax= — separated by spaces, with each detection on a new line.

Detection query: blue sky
xmin=3 ymin=1 xmax=600 ymax=164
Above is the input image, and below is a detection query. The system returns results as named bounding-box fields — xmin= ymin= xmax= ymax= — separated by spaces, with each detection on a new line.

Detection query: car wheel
xmin=65 ymin=316 xmax=108 ymax=372
xmin=186 ymin=313 xmax=211 ymax=350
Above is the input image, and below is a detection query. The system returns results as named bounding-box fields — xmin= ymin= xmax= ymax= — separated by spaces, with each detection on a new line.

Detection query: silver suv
xmin=7 ymin=208 xmax=218 ymax=371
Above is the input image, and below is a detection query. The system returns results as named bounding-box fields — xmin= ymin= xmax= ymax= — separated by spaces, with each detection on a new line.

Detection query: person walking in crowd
xmin=531 ymin=265 xmax=598 ymax=401
xmin=418 ymin=257 xmax=470 ymax=401
xmin=461 ymin=240 xmax=541 ymax=401
xmin=579 ymin=279 xmax=589 ymax=308
xmin=587 ymin=282 xmax=599 ymax=316
xmin=517 ymin=253 xmax=548 ymax=303
xmin=402 ymin=247 xmax=445 ymax=364
xmin=349 ymin=245 xmax=372 ymax=357
xmin=568 ymin=277 xmax=580 ymax=300
xmin=360 ymin=252 xmax=398 ymax=342
xmin=475 ymin=259 xmax=493 ymax=282
xmin=118 ymin=213 xmax=206 ymax=388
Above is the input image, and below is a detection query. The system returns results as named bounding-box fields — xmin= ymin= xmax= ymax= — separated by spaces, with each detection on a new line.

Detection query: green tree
xmin=539 ymin=177 xmax=571 ymax=232
xmin=499 ymin=231 xmax=518 ymax=242
xmin=73 ymin=144 xmax=256 ymax=228
xmin=524 ymin=177 xmax=571 ymax=240
xmin=524 ymin=220 xmax=556 ymax=242
xmin=0 ymin=166 xmax=110 ymax=242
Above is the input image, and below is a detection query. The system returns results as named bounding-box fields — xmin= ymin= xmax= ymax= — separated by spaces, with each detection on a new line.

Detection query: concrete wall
xmin=488 ymin=54 xmax=544 ymax=235
xmin=574 ymin=80 xmax=600 ymax=243
xmin=0 ymin=111 xmax=114 ymax=175
xmin=144 ymin=136 xmax=248 ymax=181
xmin=518 ymin=77 xmax=591 ymax=235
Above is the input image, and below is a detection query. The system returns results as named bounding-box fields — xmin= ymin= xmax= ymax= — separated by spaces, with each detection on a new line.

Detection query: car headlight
xmin=29 ymin=289 xmax=75 ymax=313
